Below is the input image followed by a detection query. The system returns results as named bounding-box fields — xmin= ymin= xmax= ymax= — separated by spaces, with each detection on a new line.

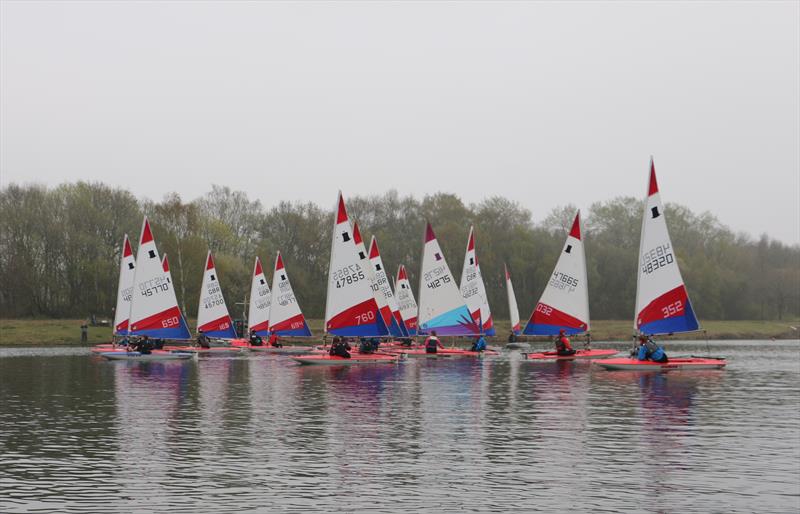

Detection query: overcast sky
xmin=2 ymin=1 xmax=798 ymax=244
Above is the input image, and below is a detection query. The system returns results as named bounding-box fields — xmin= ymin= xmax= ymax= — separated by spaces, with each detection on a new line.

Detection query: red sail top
xmin=648 ymin=158 xmax=659 ymax=196
xmin=275 ymin=252 xmax=285 ymax=271
xmin=336 ymin=192 xmax=348 ymax=224
xmin=162 ymin=254 xmax=170 ymax=272
xmin=369 ymin=237 xmax=381 ymax=259
xmin=425 ymin=222 xmax=436 ymax=243
xmin=123 ymin=235 xmax=133 ymax=257
xmin=140 ymin=218 xmax=154 ymax=244
xmin=569 ymin=211 xmax=581 ymax=240
xmin=254 ymin=257 xmax=263 ymax=276
xmin=205 ymin=252 xmax=215 ymax=270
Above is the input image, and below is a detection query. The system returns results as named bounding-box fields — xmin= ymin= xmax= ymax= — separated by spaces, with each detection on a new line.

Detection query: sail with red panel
xmin=324 ymin=192 xmax=388 ymax=337
xmin=417 ymin=222 xmax=480 ymax=336
xmin=352 ymin=222 xmax=399 ymax=337
xmin=128 ymin=217 xmax=191 ymax=339
xmin=113 ymin=234 xmax=136 ymax=335
xmin=505 ymin=263 xmax=521 ymax=335
xmin=268 ymin=251 xmax=311 ymax=336
xmin=196 ymin=251 xmax=237 ymax=339
xmin=247 ymin=256 xmax=271 ymax=337
xmin=395 ymin=264 xmax=418 ymax=336
xmin=523 ymin=211 xmax=590 ymax=336
xmin=369 ymin=236 xmax=408 ymax=337
xmin=634 ymin=158 xmax=699 ymax=335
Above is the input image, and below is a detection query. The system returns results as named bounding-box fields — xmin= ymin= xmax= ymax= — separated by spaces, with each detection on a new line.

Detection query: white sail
xmin=324 ymin=192 xmax=386 ymax=337
xmin=395 ymin=264 xmax=419 ymax=336
xmin=269 ymin=251 xmax=311 ymax=336
xmin=128 ymin=217 xmax=190 ymax=339
xmin=417 ymin=222 xmax=479 ymax=336
xmin=247 ymin=256 xmax=271 ymax=336
xmin=523 ymin=211 xmax=590 ymax=336
xmin=505 ymin=263 xmax=521 ymax=335
xmin=369 ymin=236 xmax=407 ymax=337
xmin=634 ymin=159 xmax=699 ymax=335
xmin=113 ymin=234 xmax=136 ymax=335
xmin=196 ymin=251 xmax=237 ymax=339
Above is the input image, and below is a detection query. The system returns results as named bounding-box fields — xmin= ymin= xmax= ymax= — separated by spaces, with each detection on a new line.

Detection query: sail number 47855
xmin=333 ymin=265 xmax=365 ymax=288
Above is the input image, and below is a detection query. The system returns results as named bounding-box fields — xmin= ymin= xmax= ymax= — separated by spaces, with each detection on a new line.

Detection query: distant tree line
xmin=1 ymin=182 xmax=798 ymax=324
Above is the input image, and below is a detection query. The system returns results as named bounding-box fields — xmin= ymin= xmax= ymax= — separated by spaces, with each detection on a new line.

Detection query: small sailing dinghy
xmin=393 ymin=222 xmax=489 ymax=358
xmin=164 ymin=252 xmax=243 ymax=355
xmin=258 ymin=251 xmax=314 ymax=355
xmin=395 ymin=264 xmax=419 ymax=336
xmin=595 ymin=159 xmax=726 ymax=371
xmin=102 ymin=218 xmax=193 ymax=361
xmin=369 ymin=236 xmax=409 ymax=338
xmin=522 ymin=211 xmax=617 ymax=361
xmin=293 ymin=192 xmax=399 ymax=365
xmin=459 ymin=226 xmax=494 ymax=336
xmin=503 ymin=263 xmax=529 ymax=350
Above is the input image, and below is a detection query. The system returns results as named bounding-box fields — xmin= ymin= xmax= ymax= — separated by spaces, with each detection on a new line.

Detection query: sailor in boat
xmin=249 ymin=329 xmax=263 ymax=347
xmin=358 ymin=337 xmax=375 ymax=354
xmin=555 ymin=329 xmax=577 ymax=356
xmin=130 ymin=336 xmax=154 ymax=355
xmin=196 ymin=330 xmax=211 ymax=349
xmin=152 ymin=338 xmax=165 ymax=350
xmin=424 ymin=331 xmax=444 ymax=354
xmin=508 ymin=331 xmax=518 ymax=344
xmin=470 ymin=334 xmax=488 ymax=352
xmin=399 ymin=337 xmax=414 ymax=347
xmin=268 ymin=332 xmax=283 ymax=348
xmin=635 ymin=334 xmax=668 ymax=363
xmin=329 ymin=336 xmax=351 ymax=358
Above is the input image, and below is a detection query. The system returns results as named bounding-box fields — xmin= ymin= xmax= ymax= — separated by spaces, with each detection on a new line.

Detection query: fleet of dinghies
xmin=95 ymin=160 xmax=725 ymax=371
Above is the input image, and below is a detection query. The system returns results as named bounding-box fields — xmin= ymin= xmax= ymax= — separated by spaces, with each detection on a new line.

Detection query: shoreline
xmin=0 ymin=318 xmax=797 ymax=347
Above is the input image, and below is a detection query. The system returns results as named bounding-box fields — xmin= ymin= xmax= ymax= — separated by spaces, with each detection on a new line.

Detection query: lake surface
xmin=1 ymin=341 xmax=798 ymax=513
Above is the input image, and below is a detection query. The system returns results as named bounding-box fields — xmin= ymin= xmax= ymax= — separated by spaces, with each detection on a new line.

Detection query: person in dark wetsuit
xmin=329 ymin=336 xmax=351 ymax=358
xmin=555 ymin=329 xmax=576 ymax=356
xmin=152 ymin=338 xmax=165 ymax=350
xmin=131 ymin=336 xmax=153 ymax=354
xmin=249 ymin=330 xmax=263 ymax=346
xmin=508 ymin=331 xmax=518 ymax=344
xmin=196 ymin=330 xmax=211 ymax=349
xmin=425 ymin=330 xmax=444 ymax=354
xmin=358 ymin=337 xmax=374 ymax=354
xmin=636 ymin=335 xmax=668 ymax=363
xmin=470 ymin=335 xmax=487 ymax=352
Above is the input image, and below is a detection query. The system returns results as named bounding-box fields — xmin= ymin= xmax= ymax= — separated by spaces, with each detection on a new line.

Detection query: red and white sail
xmin=247 ymin=256 xmax=271 ymax=336
xmin=269 ymin=251 xmax=311 ymax=336
xmin=113 ymin=234 xmax=136 ymax=335
xmin=523 ymin=211 xmax=590 ymax=336
xmin=353 ymin=222 xmax=396 ymax=334
xmin=128 ymin=217 xmax=191 ymax=339
xmin=505 ymin=263 xmax=521 ymax=335
xmin=418 ymin=222 xmax=479 ymax=336
xmin=459 ymin=227 xmax=495 ymax=335
xmin=161 ymin=253 xmax=169 ymax=272
xmin=395 ymin=264 xmax=418 ymax=336
xmin=634 ymin=159 xmax=699 ymax=335
xmin=369 ymin=236 xmax=407 ymax=337
xmin=324 ymin=192 xmax=387 ymax=337
xmin=196 ymin=251 xmax=237 ymax=339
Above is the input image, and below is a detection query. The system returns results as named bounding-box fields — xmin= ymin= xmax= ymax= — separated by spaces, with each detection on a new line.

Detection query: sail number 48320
xmin=641 ymin=243 xmax=674 ymax=274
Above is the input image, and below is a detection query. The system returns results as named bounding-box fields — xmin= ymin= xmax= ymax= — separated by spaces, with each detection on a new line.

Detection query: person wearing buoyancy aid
xmin=249 ymin=330 xmax=263 ymax=346
xmin=636 ymin=335 xmax=668 ymax=363
xmin=358 ymin=337 xmax=374 ymax=354
xmin=555 ymin=329 xmax=576 ymax=356
xmin=470 ymin=335 xmax=487 ymax=352
xmin=329 ymin=336 xmax=351 ymax=358
xmin=424 ymin=330 xmax=444 ymax=354
xmin=268 ymin=332 xmax=283 ymax=348
xmin=197 ymin=330 xmax=211 ymax=349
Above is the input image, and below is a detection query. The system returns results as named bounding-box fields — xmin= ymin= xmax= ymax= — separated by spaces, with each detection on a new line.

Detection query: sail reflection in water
xmin=0 ymin=341 xmax=798 ymax=513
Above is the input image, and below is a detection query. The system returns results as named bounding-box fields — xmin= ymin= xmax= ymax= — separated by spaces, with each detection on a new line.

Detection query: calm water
xmin=1 ymin=341 xmax=799 ymax=513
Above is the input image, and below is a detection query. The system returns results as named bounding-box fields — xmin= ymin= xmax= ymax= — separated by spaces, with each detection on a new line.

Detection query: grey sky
xmin=2 ymin=1 xmax=798 ymax=244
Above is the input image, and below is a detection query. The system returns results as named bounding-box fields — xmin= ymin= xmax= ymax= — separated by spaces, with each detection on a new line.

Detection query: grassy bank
xmin=0 ymin=318 xmax=798 ymax=347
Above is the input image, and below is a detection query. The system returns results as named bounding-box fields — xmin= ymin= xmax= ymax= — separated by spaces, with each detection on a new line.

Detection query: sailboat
xmin=504 ymin=263 xmax=530 ymax=350
xmin=267 ymin=251 xmax=312 ymax=336
xmin=92 ymin=235 xmax=138 ymax=353
xmin=394 ymin=264 xmax=418 ymax=336
xmin=353 ymin=222 xmax=403 ymax=338
xmin=459 ymin=226 xmax=494 ymax=335
xmin=247 ymin=256 xmax=271 ymax=337
xmin=596 ymin=159 xmax=726 ymax=370
xmin=102 ymin=217 xmax=192 ymax=360
xmin=393 ymin=222 xmax=495 ymax=358
xmin=293 ymin=192 xmax=398 ymax=365
xmin=522 ymin=211 xmax=617 ymax=361
xmin=369 ymin=236 xmax=409 ymax=338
